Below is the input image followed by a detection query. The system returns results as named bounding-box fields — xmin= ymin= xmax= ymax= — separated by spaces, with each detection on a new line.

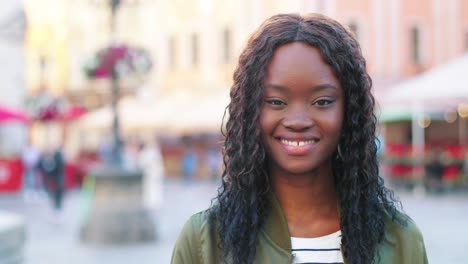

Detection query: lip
xmin=275 ymin=136 xmax=320 ymax=156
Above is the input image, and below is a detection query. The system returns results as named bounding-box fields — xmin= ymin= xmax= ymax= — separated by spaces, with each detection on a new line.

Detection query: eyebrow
xmin=264 ymin=83 xmax=337 ymax=92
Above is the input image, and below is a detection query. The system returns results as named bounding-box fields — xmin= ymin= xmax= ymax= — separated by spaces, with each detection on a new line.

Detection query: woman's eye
xmin=314 ymin=99 xmax=334 ymax=106
xmin=265 ymin=99 xmax=285 ymax=106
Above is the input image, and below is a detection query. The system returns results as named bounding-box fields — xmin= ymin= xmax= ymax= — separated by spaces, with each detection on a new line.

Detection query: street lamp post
xmin=109 ymin=0 xmax=122 ymax=165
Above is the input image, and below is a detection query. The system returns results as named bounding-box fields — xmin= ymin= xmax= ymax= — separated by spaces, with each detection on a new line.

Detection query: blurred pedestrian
xmin=181 ymin=143 xmax=197 ymax=183
xmin=206 ymin=147 xmax=221 ymax=181
xmin=38 ymin=147 xmax=65 ymax=218
xmin=98 ymin=134 xmax=113 ymax=164
xmin=21 ymin=142 xmax=41 ymax=202
xmin=425 ymin=147 xmax=444 ymax=192
xmin=138 ymin=139 xmax=164 ymax=213
xmin=122 ymin=138 xmax=140 ymax=171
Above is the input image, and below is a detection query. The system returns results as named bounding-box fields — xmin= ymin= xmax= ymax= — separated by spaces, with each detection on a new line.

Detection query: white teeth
xmin=280 ymin=139 xmax=316 ymax=146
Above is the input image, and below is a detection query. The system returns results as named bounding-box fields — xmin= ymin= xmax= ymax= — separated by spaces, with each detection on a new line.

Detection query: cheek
xmin=259 ymin=109 xmax=276 ymax=152
xmin=324 ymin=107 xmax=344 ymax=141
xmin=259 ymin=109 xmax=273 ymax=136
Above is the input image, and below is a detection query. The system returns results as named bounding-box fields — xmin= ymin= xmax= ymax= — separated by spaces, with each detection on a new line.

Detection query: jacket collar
xmin=262 ymin=192 xmax=292 ymax=251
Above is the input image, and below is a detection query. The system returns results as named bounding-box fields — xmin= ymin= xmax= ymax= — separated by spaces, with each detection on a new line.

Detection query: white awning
xmin=79 ymin=90 xmax=230 ymax=134
xmin=384 ymin=53 xmax=468 ymax=110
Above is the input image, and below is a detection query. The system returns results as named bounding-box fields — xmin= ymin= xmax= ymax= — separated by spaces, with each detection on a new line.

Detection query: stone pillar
xmin=0 ymin=211 xmax=25 ymax=263
xmin=80 ymin=165 xmax=156 ymax=244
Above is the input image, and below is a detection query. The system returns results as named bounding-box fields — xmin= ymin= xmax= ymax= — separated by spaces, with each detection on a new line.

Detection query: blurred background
xmin=0 ymin=0 xmax=467 ymax=263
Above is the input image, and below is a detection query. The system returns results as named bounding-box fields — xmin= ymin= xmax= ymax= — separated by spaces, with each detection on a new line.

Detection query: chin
xmin=280 ymin=163 xmax=320 ymax=176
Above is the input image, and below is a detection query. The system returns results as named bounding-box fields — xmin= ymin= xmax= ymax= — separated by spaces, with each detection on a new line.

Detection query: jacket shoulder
xmin=171 ymin=210 xmax=217 ymax=264
xmin=380 ymin=211 xmax=428 ymax=263
xmin=384 ymin=211 xmax=424 ymax=245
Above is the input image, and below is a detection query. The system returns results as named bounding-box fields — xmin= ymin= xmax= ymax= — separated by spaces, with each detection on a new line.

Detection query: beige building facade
xmin=131 ymin=0 xmax=468 ymax=99
xmin=24 ymin=0 xmax=468 ymax=126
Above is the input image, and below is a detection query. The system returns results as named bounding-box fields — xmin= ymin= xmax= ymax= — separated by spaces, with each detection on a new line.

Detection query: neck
xmin=272 ymin=162 xmax=337 ymax=208
xmin=270 ymin=162 xmax=339 ymax=237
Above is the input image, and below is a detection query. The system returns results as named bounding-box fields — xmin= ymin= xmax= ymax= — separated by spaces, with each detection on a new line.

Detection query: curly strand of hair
xmin=329 ymin=31 xmax=405 ymax=263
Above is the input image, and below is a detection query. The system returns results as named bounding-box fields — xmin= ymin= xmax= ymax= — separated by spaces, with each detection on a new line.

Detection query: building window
xmin=168 ymin=35 xmax=176 ymax=68
xmin=348 ymin=22 xmax=359 ymax=42
xmin=191 ymin=33 xmax=199 ymax=66
xmin=410 ymin=27 xmax=422 ymax=64
xmin=222 ymin=28 xmax=231 ymax=63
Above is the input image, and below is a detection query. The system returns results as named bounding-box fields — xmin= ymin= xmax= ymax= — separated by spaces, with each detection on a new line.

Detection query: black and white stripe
xmin=291 ymin=230 xmax=344 ymax=264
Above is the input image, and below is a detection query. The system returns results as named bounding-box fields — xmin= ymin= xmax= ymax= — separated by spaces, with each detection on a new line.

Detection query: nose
xmin=282 ymin=106 xmax=314 ymax=131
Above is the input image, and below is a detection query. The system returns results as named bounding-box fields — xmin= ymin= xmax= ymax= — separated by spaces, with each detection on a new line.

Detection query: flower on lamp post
xmin=25 ymin=91 xmax=87 ymax=122
xmin=83 ymin=44 xmax=152 ymax=80
xmin=25 ymin=91 xmax=66 ymax=122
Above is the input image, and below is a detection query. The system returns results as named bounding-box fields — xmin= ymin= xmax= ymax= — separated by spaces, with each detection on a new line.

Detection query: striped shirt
xmin=291 ymin=230 xmax=344 ymax=264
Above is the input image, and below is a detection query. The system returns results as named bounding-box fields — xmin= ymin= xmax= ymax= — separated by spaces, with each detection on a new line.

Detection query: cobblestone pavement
xmin=0 ymin=180 xmax=467 ymax=264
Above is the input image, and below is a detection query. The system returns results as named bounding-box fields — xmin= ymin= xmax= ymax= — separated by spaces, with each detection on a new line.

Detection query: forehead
xmin=264 ymin=42 xmax=340 ymax=89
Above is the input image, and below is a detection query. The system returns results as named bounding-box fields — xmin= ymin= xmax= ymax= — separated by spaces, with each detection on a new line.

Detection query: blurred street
xmin=0 ymin=180 xmax=218 ymax=264
xmin=399 ymin=190 xmax=468 ymax=263
xmin=0 ymin=180 xmax=467 ymax=264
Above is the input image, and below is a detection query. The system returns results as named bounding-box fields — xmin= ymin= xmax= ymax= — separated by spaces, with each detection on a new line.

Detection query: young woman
xmin=172 ymin=13 xmax=427 ymax=264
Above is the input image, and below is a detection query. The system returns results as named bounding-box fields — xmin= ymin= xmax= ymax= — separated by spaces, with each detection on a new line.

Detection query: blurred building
xmin=150 ymin=0 xmax=468 ymax=98
xmin=23 ymin=0 xmax=468 ymax=118
xmin=22 ymin=0 xmax=468 ymax=152
xmin=0 ymin=0 xmax=27 ymax=156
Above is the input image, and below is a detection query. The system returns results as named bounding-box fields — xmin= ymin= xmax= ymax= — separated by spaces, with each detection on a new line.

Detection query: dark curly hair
xmin=209 ymin=13 xmax=405 ymax=264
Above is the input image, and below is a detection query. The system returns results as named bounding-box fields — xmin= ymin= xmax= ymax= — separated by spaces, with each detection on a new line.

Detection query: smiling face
xmin=260 ymin=42 xmax=344 ymax=177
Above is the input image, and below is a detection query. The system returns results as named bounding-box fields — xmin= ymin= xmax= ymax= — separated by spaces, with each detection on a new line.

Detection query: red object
xmin=0 ymin=158 xmax=82 ymax=193
xmin=75 ymin=151 xmax=99 ymax=184
xmin=388 ymin=164 xmax=413 ymax=178
xmin=385 ymin=143 xmax=412 ymax=157
xmin=36 ymin=103 xmax=87 ymax=122
xmin=0 ymin=106 xmax=29 ymax=124
xmin=94 ymin=67 xmax=109 ymax=78
xmin=92 ymin=45 xmax=130 ymax=78
xmin=62 ymin=106 xmax=87 ymax=121
xmin=442 ymin=166 xmax=460 ymax=180
xmin=0 ymin=159 xmax=24 ymax=193
xmin=86 ymin=44 xmax=152 ymax=79
xmin=444 ymin=145 xmax=465 ymax=160
xmin=36 ymin=101 xmax=62 ymax=122
xmin=64 ymin=163 xmax=78 ymax=189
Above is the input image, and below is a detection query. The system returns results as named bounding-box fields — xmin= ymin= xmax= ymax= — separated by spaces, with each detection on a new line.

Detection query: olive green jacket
xmin=171 ymin=194 xmax=428 ymax=264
